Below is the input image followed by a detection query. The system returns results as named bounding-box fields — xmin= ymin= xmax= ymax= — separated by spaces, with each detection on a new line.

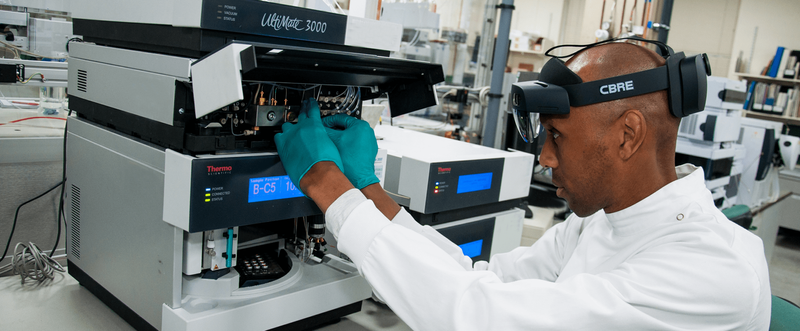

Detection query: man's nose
xmin=538 ymin=138 xmax=558 ymax=169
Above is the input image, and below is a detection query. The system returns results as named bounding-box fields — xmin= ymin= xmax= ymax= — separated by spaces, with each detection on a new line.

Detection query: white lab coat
xmin=325 ymin=165 xmax=771 ymax=330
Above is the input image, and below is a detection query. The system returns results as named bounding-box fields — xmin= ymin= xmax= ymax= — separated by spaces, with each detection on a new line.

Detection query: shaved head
xmin=566 ymin=43 xmax=680 ymax=155
xmin=538 ymin=42 xmax=681 ymax=216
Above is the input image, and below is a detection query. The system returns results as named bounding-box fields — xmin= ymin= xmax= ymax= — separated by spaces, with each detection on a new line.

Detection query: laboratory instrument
xmin=64 ymin=1 xmax=445 ymax=330
xmin=376 ymin=125 xmax=533 ymax=260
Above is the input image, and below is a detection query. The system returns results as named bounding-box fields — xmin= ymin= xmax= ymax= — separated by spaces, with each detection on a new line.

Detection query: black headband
xmin=537 ymin=37 xmax=686 ymax=108
xmin=561 ymin=65 xmax=670 ymax=107
xmin=510 ymin=37 xmax=710 ymax=143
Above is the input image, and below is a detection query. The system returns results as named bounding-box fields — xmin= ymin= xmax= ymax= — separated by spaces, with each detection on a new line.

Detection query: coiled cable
xmin=0 ymin=242 xmax=64 ymax=285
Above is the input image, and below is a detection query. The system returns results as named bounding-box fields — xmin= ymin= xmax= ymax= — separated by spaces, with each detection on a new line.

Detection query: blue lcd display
xmin=248 ymin=176 xmax=304 ymax=203
xmin=456 ymin=172 xmax=493 ymax=194
xmin=458 ymin=239 xmax=484 ymax=258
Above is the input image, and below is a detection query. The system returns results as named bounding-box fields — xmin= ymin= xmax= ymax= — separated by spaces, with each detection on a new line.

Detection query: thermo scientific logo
xmin=437 ymin=167 xmax=452 ymax=174
xmin=207 ymin=165 xmax=233 ymax=175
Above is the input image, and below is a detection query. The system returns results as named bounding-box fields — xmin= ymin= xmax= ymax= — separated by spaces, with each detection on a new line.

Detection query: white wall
xmin=431 ymin=0 xmax=567 ymax=73
xmin=436 ymin=0 xmax=463 ymax=31
xmin=508 ymin=0 xmax=564 ymax=43
xmin=560 ymin=0 xmax=585 ymax=45
xmin=560 ymin=0 xmax=742 ymax=79
xmin=6 ymin=0 xmax=70 ymax=13
xmin=434 ymin=0 xmax=565 ymax=46
xmin=668 ymin=0 xmax=739 ymax=79
xmin=727 ymin=0 xmax=800 ymax=78
xmin=430 ymin=0 xmax=487 ymax=45
xmin=576 ymin=0 xmax=648 ymax=44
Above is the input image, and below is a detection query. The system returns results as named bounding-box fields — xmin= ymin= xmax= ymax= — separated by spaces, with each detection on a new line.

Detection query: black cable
xmin=544 ymin=36 xmax=673 ymax=59
xmin=50 ymin=110 xmax=70 ymax=258
xmin=65 ymin=37 xmax=83 ymax=52
xmin=2 ymin=179 xmax=65 ymax=263
xmin=50 ymin=184 xmax=64 ymax=258
xmin=2 ymin=111 xmax=72 ymax=265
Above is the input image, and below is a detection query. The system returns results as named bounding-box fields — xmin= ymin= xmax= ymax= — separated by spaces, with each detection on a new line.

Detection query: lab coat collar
xmin=604 ymin=164 xmax=708 ymax=236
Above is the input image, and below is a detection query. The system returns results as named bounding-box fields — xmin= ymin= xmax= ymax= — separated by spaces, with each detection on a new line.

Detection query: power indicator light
xmin=205 ymin=188 xmax=211 ymax=192
xmin=435 ymin=182 xmax=439 ymax=185
xmin=204 ymin=199 xmax=211 ymax=202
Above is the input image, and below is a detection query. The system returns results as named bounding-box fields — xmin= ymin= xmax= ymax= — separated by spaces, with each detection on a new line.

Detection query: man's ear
xmin=618 ymin=109 xmax=646 ymax=161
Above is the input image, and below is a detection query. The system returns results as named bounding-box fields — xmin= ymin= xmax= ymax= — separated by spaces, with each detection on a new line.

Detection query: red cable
xmin=0 ymin=116 xmax=67 ymax=126
xmin=12 ymin=101 xmax=39 ymax=106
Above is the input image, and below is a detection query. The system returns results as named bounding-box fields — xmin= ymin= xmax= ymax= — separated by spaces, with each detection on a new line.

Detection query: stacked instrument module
xmin=376 ymin=125 xmax=534 ymax=262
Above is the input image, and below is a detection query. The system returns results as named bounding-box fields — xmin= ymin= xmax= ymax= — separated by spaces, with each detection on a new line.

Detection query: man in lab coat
xmin=275 ymin=42 xmax=771 ymax=330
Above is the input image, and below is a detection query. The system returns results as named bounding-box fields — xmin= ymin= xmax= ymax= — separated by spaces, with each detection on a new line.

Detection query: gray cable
xmin=0 ymin=242 xmax=64 ymax=285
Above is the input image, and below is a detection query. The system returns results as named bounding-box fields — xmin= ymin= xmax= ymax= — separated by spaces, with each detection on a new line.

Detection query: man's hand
xmin=274 ymin=98 xmax=344 ymax=194
xmin=322 ymin=114 xmax=380 ymax=189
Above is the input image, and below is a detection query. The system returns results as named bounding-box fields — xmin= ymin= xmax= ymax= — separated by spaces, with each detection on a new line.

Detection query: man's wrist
xmin=300 ymin=161 xmax=354 ymax=213
xmin=360 ymin=183 xmax=401 ymax=220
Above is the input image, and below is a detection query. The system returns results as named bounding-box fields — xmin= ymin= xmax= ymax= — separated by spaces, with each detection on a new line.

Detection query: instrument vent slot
xmin=70 ymin=184 xmax=81 ymax=260
xmin=77 ymin=69 xmax=87 ymax=93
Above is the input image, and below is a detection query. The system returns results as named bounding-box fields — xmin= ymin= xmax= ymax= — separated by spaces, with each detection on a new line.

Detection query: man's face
xmin=539 ymin=108 xmax=614 ymax=217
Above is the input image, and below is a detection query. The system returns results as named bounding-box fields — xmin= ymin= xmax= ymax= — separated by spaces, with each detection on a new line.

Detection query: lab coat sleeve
xmin=392 ymin=207 xmax=579 ymax=282
xmin=483 ymin=216 xmax=580 ymax=282
xmin=390 ymin=207 xmax=475 ymax=270
xmin=324 ymin=188 xmax=368 ymax=240
xmin=336 ymin=204 xmax=753 ymax=330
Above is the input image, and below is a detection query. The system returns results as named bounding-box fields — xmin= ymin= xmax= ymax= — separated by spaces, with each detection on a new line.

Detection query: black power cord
xmin=1 ymin=179 xmax=65 ymax=263
xmin=65 ymin=37 xmax=84 ymax=52
xmin=1 ymin=110 xmax=71 ymax=265
xmin=50 ymin=110 xmax=70 ymax=258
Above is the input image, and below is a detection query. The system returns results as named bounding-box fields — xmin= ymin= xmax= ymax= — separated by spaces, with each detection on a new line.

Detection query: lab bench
xmin=0 ymin=267 xmax=412 ymax=331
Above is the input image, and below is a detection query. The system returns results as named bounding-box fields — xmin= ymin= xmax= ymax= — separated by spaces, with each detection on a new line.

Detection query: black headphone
xmin=539 ymin=37 xmax=711 ymax=118
xmin=538 ymin=36 xmax=712 ymax=118
xmin=510 ymin=37 xmax=711 ymax=142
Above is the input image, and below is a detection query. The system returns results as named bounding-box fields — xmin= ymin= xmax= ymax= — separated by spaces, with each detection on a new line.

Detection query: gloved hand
xmin=321 ymin=114 xmax=380 ymax=189
xmin=274 ymin=98 xmax=344 ymax=193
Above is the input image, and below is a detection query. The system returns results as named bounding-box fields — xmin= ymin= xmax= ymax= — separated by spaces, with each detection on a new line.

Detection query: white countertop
xmin=0 ymin=266 xmax=411 ymax=331
xmin=0 ymin=106 xmax=66 ymax=138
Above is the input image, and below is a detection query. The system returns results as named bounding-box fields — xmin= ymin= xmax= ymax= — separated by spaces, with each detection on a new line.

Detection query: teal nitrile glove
xmin=274 ymin=98 xmax=344 ymax=193
xmin=321 ymin=114 xmax=380 ymax=189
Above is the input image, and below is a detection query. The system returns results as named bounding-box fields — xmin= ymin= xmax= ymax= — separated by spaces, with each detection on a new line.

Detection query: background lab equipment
xmin=738 ymin=117 xmax=784 ymax=209
xmin=65 ymin=1 xmax=444 ymax=330
xmin=675 ymin=76 xmax=747 ymax=209
xmin=780 ymin=135 xmax=800 ymax=171
xmin=376 ymin=125 xmax=534 ymax=261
